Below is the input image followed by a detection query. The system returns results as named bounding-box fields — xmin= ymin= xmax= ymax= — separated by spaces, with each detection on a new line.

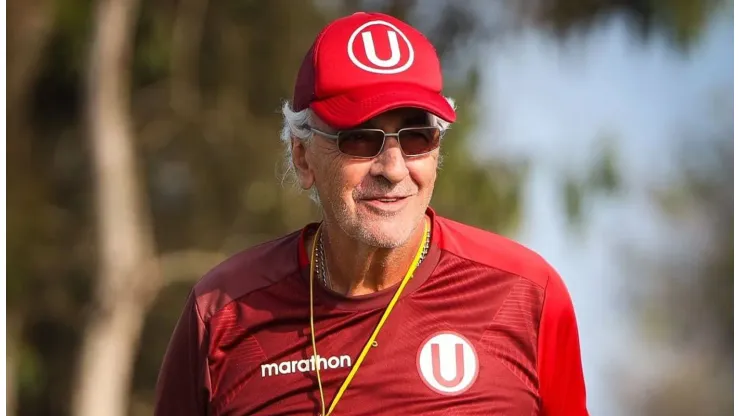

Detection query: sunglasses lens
xmin=337 ymin=130 xmax=386 ymax=157
xmin=399 ymin=127 xmax=441 ymax=155
xmin=335 ymin=127 xmax=441 ymax=157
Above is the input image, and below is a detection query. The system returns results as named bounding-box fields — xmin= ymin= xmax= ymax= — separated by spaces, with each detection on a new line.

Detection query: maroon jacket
xmin=155 ymin=209 xmax=589 ymax=415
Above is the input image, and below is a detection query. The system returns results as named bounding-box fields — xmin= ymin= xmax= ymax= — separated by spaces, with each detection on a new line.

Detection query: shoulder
xmin=191 ymin=229 xmax=304 ymax=322
xmin=435 ymin=215 xmax=555 ymax=289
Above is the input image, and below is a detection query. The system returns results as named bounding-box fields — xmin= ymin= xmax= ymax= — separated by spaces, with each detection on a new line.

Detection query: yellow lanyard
xmin=308 ymin=220 xmax=429 ymax=416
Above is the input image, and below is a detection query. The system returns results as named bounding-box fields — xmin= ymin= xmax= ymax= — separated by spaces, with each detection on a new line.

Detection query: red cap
xmin=292 ymin=12 xmax=456 ymax=129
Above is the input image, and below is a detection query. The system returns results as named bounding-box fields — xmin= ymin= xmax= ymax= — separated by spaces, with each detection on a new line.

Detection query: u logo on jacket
xmin=417 ymin=332 xmax=479 ymax=395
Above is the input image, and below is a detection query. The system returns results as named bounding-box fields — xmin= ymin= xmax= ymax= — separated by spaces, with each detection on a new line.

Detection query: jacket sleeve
xmin=155 ymin=290 xmax=211 ymax=415
xmin=537 ymin=269 xmax=589 ymax=416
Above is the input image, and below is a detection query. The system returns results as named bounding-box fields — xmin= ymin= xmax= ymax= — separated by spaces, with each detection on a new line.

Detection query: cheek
xmin=336 ymin=164 xmax=369 ymax=198
xmin=408 ymin=159 xmax=438 ymax=189
xmin=319 ymin=156 xmax=368 ymax=199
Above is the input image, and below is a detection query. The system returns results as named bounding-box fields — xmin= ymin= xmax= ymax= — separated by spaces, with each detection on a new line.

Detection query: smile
xmin=359 ymin=196 xmax=410 ymax=212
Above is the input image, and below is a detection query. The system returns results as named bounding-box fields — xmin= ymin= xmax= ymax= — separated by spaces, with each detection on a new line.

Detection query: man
xmin=155 ymin=11 xmax=589 ymax=416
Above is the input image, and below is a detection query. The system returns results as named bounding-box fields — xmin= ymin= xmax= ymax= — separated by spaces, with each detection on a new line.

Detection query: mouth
xmin=359 ymin=196 xmax=411 ymax=212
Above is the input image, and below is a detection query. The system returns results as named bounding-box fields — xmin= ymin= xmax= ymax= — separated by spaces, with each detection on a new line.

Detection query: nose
xmin=369 ymin=137 xmax=409 ymax=183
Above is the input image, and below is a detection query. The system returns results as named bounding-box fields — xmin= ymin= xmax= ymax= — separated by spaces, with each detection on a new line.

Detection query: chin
xmin=352 ymin=215 xmax=420 ymax=249
xmin=357 ymin=230 xmax=409 ymax=249
xmin=330 ymin=197 xmax=428 ymax=249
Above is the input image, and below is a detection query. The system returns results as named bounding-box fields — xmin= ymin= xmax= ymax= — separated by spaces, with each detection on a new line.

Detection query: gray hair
xmin=279 ymin=97 xmax=457 ymax=202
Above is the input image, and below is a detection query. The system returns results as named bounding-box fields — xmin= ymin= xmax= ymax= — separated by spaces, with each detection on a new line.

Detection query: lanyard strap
xmin=309 ymin=220 xmax=429 ymax=416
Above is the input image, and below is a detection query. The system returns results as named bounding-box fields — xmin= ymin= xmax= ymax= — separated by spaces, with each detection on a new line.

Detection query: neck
xmin=314 ymin=216 xmax=429 ymax=297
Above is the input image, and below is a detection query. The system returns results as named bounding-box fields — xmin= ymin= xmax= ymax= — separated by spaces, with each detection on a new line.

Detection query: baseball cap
xmin=291 ymin=12 xmax=456 ymax=130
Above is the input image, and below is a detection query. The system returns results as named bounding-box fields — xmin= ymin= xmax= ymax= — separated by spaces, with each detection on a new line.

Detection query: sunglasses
xmin=308 ymin=126 xmax=442 ymax=158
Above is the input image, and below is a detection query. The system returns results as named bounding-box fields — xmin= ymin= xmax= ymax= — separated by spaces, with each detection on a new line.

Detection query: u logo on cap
xmin=347 ymin=20 xmax=415 ymax=74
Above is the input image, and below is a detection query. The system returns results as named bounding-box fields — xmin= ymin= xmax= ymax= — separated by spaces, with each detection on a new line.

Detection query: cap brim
xmin=310 ymin=83 xmax=456 ymax=130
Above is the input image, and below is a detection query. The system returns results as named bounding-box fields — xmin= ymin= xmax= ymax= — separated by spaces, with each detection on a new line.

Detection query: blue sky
xmin=472 ymin=11 xmax=733 ymax=416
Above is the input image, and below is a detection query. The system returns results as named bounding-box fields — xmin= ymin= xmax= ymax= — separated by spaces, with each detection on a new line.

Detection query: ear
xmin=291 ymin=137 xmax=315 ymax=190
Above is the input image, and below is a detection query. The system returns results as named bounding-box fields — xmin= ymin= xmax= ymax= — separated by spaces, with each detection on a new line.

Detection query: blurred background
xmin=6 ymin=0 xmax=733 ymax=415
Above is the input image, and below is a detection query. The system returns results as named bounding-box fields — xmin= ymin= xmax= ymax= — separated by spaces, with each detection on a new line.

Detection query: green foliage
xmin=587 ymin=140 xmax=620 ymax=193
xmin=562 ymin=177 xmax=584 ymax=226
xmin=612 ymin=118 xmax=733 ymax=415
xmin=561 ymin=137 xmax=621 ymax=227
xmin=17 ymin=344 xmax=43 ymax=398
xmin=52 ymin=0 xmax=93 ymax=78
xmin=431 ymin=68 xmax=524 ymax=234
xmin=134 ymin=5 xmax=173 ymax=85
xmin=652 ymin=0 xmax=723 ymax=48
xmin=530 ymin=0 xmax=723 ymax=49
xmin=131 ymin=282 xmax=194 ymax=409
xmin=648 ymin=138 xmax=733 ymax=352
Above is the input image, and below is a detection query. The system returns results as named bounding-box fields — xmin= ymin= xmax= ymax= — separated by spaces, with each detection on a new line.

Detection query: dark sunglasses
xmin=308 ymin=126 xmax=442 ymax=158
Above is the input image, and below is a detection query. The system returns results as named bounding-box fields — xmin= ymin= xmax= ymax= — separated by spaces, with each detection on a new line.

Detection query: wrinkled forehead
xmin=316 ymin=107 xmax=433 ymax=132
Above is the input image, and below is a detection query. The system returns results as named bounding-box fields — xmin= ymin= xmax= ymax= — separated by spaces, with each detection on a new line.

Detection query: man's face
xmin=300 ymin=108 xmax=439 ymax=248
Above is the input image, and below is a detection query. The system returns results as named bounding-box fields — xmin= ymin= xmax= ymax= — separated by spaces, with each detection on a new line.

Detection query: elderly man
xmin=155 ymin=11 xmax=589 ymax=416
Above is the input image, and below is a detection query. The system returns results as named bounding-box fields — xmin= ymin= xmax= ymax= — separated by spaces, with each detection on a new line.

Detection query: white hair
xmin=279 ymin=97 xmax=457 ymax=203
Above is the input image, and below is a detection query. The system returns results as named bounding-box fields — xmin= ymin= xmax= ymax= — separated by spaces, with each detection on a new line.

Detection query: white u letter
xmin=361 ymin=31 xmax=400 ymax=68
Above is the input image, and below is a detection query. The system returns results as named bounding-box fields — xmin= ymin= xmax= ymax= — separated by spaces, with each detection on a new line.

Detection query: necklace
xmin=315 ymin=224 xmax=431 ymax=291
xmin=308 ymin=220 xmax=430 ymax=416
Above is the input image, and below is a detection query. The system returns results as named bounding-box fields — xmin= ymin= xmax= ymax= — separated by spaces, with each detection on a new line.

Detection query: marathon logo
xmin=260 ymin=354 xmax=352 ymax=377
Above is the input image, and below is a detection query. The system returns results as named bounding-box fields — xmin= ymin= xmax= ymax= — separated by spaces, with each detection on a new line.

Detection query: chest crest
xmin=416 ymin=331 xmax=479 ymax=395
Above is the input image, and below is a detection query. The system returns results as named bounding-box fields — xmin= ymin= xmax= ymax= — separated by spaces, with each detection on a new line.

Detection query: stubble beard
xmin=327 ymin=192 xmax=432 ymax=249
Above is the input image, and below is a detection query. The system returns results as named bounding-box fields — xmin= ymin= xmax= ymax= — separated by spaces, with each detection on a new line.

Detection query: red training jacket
xmin=155 ymin=209 xmax=589 ymax=415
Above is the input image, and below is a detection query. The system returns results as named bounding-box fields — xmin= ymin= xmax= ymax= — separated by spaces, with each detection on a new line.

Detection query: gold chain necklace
xmin=308 ymin=220 xmax=430 ymax=415
xmin=316 ymin=227 xmax=430 ymax=291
